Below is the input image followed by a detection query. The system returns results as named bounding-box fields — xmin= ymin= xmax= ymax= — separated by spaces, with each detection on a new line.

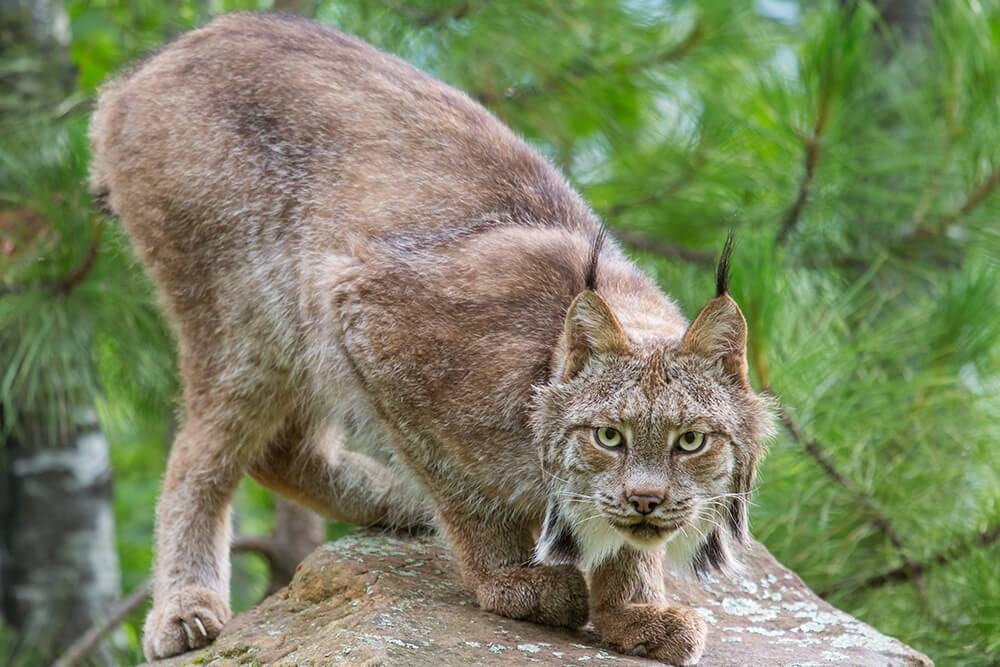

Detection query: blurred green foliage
xmin=1 ymin=0 xmax=998 ymax=664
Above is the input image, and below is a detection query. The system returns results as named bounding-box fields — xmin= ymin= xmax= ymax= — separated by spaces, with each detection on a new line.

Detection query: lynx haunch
xmin=89 ymin=12 xmax=775 ymax=665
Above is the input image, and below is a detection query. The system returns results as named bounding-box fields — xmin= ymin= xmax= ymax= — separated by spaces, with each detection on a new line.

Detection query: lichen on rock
xmin=148 ymin=530 xmax=932 ymax=666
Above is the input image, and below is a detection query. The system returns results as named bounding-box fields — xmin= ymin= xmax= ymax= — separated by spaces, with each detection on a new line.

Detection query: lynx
xmin=89 ymin=12 xmax=774 ymax=665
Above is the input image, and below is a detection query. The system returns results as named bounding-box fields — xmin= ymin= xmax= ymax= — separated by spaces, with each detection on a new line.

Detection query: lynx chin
xmin=89 ymin=12 xmax=775 ymax=666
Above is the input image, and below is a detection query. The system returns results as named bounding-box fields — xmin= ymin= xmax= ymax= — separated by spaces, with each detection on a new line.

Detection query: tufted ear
xmin=681 ymin=233 xmax=749 ymax=387
xmin=681 ymin=294 xmax=749 ymax=387
xmin=560 ymin=291 xmax=629 ymax=380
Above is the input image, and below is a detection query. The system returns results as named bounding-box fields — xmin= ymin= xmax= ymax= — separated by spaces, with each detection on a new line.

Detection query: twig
xmin=820 ymin=522 xmax=1000 ymax=597
xmin=612 ymin=229 xmax=715 ymax=266
xmin=870 ymin=164 xmax=1000 ymax=267
xmin=775 ymin=99 xmax=829 ymax=246
xmin=775 ymin=137 xmax=821 ymax=246
xmin=232 ymin=534 xmax=282 ymax=572
xmin=51 ymin=219 xmax=104 ymax=295
xmin=602 ymin=160 xmax=701 ymax=220
xmin=929 ymin=165 xmax=1000 ymax=231
xmin=0 ymin=218 xmax=104 ymax=298
xmin=51 ymin=534 xmax=292 ymax=667
xmin=51 ymin=580 xmax=152 ymax=667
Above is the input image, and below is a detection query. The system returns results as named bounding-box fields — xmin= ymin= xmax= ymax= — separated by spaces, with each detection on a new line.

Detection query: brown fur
xmin=89 ymin=13 xmax=774 ymax=664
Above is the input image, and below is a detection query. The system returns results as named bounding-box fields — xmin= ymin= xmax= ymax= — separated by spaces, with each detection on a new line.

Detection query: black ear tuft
xmin=585 ymin=225 xmax=608 ymax=293
xmin=715 ymin=230 xmax=735 ymax=298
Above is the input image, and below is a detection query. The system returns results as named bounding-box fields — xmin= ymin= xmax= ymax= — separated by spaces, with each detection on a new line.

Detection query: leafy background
xmin=1 ymin=0 xmax=998 ymax=664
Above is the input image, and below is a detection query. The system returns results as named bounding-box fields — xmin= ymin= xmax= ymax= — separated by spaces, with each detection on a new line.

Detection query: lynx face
xmin=532 ymin=273 xmax=774 ymax=574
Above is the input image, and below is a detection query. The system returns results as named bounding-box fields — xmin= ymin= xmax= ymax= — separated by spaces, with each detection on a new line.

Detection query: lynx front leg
xmin=142 ymin=418 xmax=243 ymax=660
xmin=590 ymin=547 xmax=707 ymax=666
xmin=438 ymin=505 xmax=589 ymax=628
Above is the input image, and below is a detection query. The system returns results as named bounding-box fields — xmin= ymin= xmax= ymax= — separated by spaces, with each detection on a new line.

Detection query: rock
xmin=149 ymin=529 xmax=932 ymax=666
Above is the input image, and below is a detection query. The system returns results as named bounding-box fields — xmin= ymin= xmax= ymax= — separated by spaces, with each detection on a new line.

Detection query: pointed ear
xmin=560 ymin=291 xmax=629 ymax=380
xmin=681 ymin=294 xmax=749 ymax=387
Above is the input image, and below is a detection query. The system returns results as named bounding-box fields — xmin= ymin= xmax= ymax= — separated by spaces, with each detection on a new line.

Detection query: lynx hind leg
xmin=143 ymin=418 xmax=246 ymax=660
xmin=439 ymin=505 xmax=589 ymax=628
xmin=250 ymin=419 xmax=432 ymax=530
xmin=590 ymin=547 xmax=707 ymax=666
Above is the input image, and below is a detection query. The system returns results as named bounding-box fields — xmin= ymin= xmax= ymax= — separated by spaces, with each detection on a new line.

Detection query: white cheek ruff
xmin=663 ymin=512 xmax=715 ymax=575
xmin=566 ymin=505 xmax=627 ymax=570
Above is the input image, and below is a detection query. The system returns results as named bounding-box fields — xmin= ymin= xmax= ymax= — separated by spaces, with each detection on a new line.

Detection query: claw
xmin=194 ymin=617 xmax=207 ymax=637
xmin=181 ymin=620 xmax=195 ymax=646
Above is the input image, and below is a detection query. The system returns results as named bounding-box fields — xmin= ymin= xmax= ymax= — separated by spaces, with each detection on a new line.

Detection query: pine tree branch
xmin=930 ymin=165 xmax=1000 ymax=231
xmin=820 ymin=522 xmax=1000 ymax=597
xmin=772 ymin=394 xmax=926 ymax=594
xmin=602 ymin=155 xmax=703 ymax=219
xmin=475 ymin=20 xmax=703 ymax=107
xmin=907 ymin=65 xmax=960 ymax=230
xmin=775 ymin=103 xmax=829 ymax=246
xmin=879 ymin=164 xmax=1000 ymax=266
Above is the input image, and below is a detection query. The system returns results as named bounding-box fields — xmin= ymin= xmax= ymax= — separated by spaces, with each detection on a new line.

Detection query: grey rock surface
xmin=150 ymin=529 xmax=932 ymax=666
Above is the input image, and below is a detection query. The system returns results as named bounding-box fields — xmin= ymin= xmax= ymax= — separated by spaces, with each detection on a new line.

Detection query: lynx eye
xmin=594 ymin=427 xmax=624 ymax=449
xmin=676 ymin=431 xmax=706 ymax=453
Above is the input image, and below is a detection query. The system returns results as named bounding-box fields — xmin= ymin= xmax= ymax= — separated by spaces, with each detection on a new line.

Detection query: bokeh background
xmin=1 ymin=0 xmax=998 ymax=664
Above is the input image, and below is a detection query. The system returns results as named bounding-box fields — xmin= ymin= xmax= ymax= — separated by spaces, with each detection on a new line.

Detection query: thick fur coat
xmin=90 ymin=13 xmax=774 ymax=664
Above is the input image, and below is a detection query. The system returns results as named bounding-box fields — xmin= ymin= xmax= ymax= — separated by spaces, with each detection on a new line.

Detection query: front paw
xmin=476 ymin=564 xmax=589 ymax=628
xmin=594 ymin=603 xmax=707 ymax=666
xmin=142 ymin=585 xmax=231 ymax=660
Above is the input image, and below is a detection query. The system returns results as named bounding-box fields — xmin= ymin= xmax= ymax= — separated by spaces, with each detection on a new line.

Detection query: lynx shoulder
xmin=90 ymin=13 xmax=774 ymax=665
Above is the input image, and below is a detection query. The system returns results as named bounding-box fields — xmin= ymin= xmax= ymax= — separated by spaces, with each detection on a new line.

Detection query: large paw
xmin=476 ymin=564 xmax=589 ymax=628
xmin=594 ymin=603 xmax=707 ymax=666
xmin=142 ymin=585 xmax=231 ymax=660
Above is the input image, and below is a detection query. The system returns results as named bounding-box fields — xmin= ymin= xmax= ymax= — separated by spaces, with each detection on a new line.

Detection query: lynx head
xmin=531 ymin=235 xmax=775 ymax=575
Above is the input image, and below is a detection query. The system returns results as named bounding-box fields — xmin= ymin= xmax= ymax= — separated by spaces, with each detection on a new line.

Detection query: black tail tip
xmin=715 ymin=230 xmax=735 ymax=297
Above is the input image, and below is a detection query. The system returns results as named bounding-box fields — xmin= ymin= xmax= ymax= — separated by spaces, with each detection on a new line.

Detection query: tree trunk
xmin=1 ymin=413 xmax=122 ymax=664
xmin=0 ymin=1 xmax=123 ymax=664
xmin=0 ymin=0 xmax=75 ymax=111
xmin=872 ymin=0 xmax=931 ymax=42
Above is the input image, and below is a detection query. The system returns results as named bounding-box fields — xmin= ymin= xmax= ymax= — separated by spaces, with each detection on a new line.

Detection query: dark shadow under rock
xmin=148 ymin=529 xmax=932 ymax=666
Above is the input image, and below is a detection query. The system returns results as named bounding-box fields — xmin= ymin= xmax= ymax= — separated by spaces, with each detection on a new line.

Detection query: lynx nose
xmin=626 ymin=491 xmax=664 ymax=515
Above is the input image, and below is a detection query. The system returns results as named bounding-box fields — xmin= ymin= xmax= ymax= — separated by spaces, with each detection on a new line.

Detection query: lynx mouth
xmin=613 ymin=520 xmax=680 ymax=548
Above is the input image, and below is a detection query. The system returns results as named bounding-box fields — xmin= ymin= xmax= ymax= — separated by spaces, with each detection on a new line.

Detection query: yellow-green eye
xmin=594 ymin=427 xmax=624 ymax=449
xmin=677 ymin=431 xmax=706 ymax=453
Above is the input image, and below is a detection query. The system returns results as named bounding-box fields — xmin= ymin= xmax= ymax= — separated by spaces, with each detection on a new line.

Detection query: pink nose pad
xmin=626 ymin=492 xmax=664 ymax=515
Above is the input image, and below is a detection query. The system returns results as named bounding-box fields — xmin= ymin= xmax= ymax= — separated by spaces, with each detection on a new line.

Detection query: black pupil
xmin=685 ymin=432 xmax=695 ymax=443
